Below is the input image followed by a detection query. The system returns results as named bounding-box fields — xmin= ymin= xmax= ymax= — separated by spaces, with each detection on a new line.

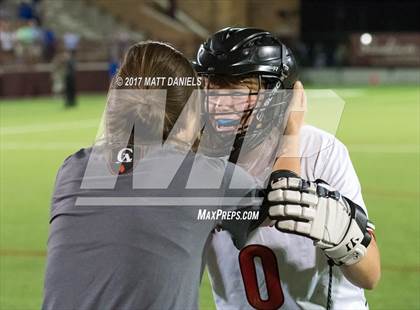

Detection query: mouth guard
xmin=216 ymin=119 xmax=240 ymax=126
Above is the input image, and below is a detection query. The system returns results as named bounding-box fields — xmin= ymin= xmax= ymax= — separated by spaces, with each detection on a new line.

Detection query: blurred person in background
xmin=0 ymin=19 xmax=15 ymax=64
xmin=41 ymin=25 xmax=55 ymax=62
xmin=63 ymin=31 xmax=80 ymax=53
xmin=51 ymin=52 xmax=66 ymax=98
xmin=108 ymin=31 xmax=133 ymax=80
xmin=62 ymin=32 xmax=79 ymax=107
xmin=17 ymin=1 xmax=34 ymax=21
xmin=108 ymin=54 xmax=119 ymax=80
xmin=14 ymin=19 xmax=41 ymax=64
xmin=108 ymin=33 xmax=123 ymax=80
xmin=64 ymin=50 xmax=76 ymax=107
xmin=17 ymin=0 xmax=41 ymax=22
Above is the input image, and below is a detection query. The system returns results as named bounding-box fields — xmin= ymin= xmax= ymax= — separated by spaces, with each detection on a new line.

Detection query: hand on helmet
xmin=284 ymin=81 xmax=306 ymax=136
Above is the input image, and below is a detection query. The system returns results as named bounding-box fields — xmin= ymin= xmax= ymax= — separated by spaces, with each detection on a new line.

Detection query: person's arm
xmin=320 ymin=141 xmax=381 ymax=290
xmin=267 ymin=82 xmax=381 ymax=290
xmin=272 ymin=81 xmax=306 ymax=174
xmin=342 ymin=236 xmax=381 ymax=289
xmin=263 ymin=81 xmax=305 ymax=229
xmin=268 ymin=162 xmax=381 ymax=290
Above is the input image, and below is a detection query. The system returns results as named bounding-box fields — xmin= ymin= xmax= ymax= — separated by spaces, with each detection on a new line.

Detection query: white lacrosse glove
xmin=267 ymin=170 xmax=375 ymax=266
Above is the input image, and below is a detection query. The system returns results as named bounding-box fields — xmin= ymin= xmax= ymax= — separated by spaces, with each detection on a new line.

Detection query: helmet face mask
xmin=205 ymin=75 xmax=261 ymax=134
xmin=194 ymin=27 xmax=298 ymax=160
xmin=201 ymin=75 xmax=291 ymax=160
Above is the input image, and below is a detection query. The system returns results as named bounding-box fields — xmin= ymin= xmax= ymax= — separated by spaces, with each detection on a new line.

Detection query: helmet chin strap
xmin=228 ymin=132 xmax=247 ymax=164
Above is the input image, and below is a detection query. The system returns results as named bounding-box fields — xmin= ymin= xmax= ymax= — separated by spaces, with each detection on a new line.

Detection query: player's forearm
xmin=274 ymin=135 xmax=300 ymax=174
xmin=272 ymin=81 xmax=305 ymax=175
xmin=341 ymin=237 xmax=381 ymax=290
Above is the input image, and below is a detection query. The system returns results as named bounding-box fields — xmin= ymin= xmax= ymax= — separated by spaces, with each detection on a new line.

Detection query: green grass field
xmin=1 ymin=86 xmax=419 ymax=309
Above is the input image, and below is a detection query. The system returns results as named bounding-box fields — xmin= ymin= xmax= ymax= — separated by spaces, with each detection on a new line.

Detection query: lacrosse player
xmin=194 ymin=27 xmax=381 ymax=310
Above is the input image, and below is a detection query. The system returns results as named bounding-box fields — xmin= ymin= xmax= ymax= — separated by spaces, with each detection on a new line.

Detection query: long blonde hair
xmin=103 ymin=41 xmax=200 ymax=149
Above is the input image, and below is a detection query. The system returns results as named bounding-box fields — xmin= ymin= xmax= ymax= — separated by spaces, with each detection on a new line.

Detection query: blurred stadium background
xmin=0 ymin=0 xmax=419 ymax=309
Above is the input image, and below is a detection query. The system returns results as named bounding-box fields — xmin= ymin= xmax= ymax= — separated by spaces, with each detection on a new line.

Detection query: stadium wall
xmin=0 ymin=63 xmax=110 ymax=97
xmin=301 ymin=68 xmax=420 ymax=85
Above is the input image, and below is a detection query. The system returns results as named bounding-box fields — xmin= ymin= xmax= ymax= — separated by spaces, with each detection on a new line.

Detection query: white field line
xmin=0 ymin=142 xmax=88 ymax=150
xmin=306 ymin=88 xmax=366 ymax=99
xmin=334 ymin=89 xmax=367 ymax=98
xmin=0 ymin=142 xmax=418 ymax=153
xmin=348 ymin=144 xmax=420 ymax=154
xmin=1 ymin=118 xmax=418 ymax=153
xmin=0 ymin=119 xmax=99 ymax=135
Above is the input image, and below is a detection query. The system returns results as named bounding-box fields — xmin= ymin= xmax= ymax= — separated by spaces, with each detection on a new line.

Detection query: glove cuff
xmin=269 ymin=169 xmax=300 ymax=185
xmin=323 ymin=199 xmax=374 ymax=266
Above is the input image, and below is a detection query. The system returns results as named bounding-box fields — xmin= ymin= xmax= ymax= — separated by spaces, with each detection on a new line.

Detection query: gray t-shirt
xmin=43 ymin=146 xmax=261 ymax=310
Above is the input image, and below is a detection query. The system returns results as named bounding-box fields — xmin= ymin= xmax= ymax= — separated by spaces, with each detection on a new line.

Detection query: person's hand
xmin=276 ymin=81 xmax=306 ymax=159
xmin=284 ymin=81 xmax=306 ymax=136
xmin=266 ymin=172 xmax=375 ymax=266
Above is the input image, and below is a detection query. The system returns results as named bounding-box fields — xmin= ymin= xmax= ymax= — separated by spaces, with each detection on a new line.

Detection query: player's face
xmin=206 ymin=80 xmax=261 ymax=133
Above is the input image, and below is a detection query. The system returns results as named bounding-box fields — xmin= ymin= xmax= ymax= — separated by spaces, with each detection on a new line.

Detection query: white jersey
xmin=206 ymin=125 xmax=369 ymax=310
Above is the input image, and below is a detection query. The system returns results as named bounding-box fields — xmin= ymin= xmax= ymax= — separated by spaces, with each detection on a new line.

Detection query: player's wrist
xmin=320 ymin=198 xmax=375 ymax=266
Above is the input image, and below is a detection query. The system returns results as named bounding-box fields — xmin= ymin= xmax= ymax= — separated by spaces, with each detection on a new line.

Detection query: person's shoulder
xmin=55 ymin=147 xmax=93 ymax=183
xmin=301 ymin=125 xmax=335 ymax=144
xmin=52 ymin=148 xmax=93 ymax=204
xmin=60 ymin=147 xmax=92 ymax=169
xmin=300 ymin=125 xmax=349 ymax=158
